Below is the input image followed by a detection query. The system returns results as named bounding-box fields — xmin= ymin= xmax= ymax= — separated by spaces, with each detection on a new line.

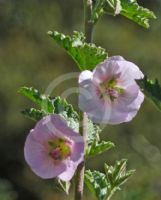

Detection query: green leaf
xmin=56 ymin=179 xmax=71 ymax=195
xmin=86 ymin=140 xmax=114 ymax=157
xmin=104 ymin=0 xmax=122 ymax=16
xmin=91 ymin=0 xmax=106 ymax=22
xmin=52 ymin=96 xmax=79 ymax=119
xmin=104 ymin=0 xmax=156 ymax=28
xmin=21 ymin=108 xmax=45 ymax=121
xmin=120 ymin=0 xmax=156 ymax=28
xmin=115 ymin=169 xmax=135 ymax=186
xmin=85 ymin=170 xmax=108 ymax=200
xmin=48 ymin=31 xmax=107 ymax=70
xmin=19 ymin=87 xmax=54 ymax=113
xmin=104 ymin=159 xmax=135 ymax=200
xmin=104 ymin=159 xmax=135 ymax=194
xmin=137 ymin=76 xmax=161 ymax=110
xmin=87 ymin=119 xmax=101 ymax=145
xmin=19 ymin=86 xmax=79 ymax=117
xmin=85 ymin=160 xmax=134 ymax=200
xmin=19 ymin=87 xmax=101 ymax=146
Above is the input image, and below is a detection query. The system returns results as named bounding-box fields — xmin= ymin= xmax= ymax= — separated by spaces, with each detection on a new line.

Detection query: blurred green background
xmin=0 ymin=0 xmax=161 ymax=200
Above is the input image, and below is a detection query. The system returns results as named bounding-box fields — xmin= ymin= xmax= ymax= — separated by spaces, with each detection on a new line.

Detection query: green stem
xmin=74 ymin=1 xmax=94 ymax=200
xmin=74 ymin=113 xmax=88 ymax=200
xmin=84 ymin=0 xmax=94 ymax=43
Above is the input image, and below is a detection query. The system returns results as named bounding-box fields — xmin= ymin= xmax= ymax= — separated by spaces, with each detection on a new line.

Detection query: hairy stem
xmin=74 ymin=1 xmax=94 ymax=199
xmin=84 ymin=0 xmax=94 ymax=43
xmin=74 ymin=113 xmax=88 ymax=200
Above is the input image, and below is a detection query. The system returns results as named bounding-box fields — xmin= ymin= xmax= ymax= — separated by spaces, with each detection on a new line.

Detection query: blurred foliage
xmin=0 ymin=0 xmax=161 ymax=200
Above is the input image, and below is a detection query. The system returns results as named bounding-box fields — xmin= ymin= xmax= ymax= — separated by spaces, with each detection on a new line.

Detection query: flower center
xmin=99 ymin=78 xmax=124 ymax=101
xmin=48 ymin=138 xmax=71 ymax=161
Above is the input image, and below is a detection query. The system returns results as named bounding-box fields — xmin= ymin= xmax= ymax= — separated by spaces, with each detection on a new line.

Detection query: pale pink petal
xmin=101 ymin=85 xmax=141 ymax=124
xmin=117 ymin=60 xmax=144 ymax=81
xmin=24 ymin=115 xmax=84 ymax=181
xmin=58 ymin=160 xmax=77 ymax=181
xmin=124 ymin=90 xmax=144 ymax=122
xmin=118 ymin=84 xmax=140 ymax=106
xmin=79 ymin=70 xmax=93 ymax=84
xmin=33 ymin=116 xmax=57 ymax=144
xmin=79 ymin=56 xmax=144 ymax=124
xmin=70 ymin=142 xmax=84 ymax=163
xmin=108 ymin=56 xmax=125 ymax=61
xmin=93 ymin=59 xmax=121 ymax=84
xmin=24 ymin=130 xmax=66 ymax=179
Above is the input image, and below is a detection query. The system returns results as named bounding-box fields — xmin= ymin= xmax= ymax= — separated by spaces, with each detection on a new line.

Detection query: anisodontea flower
xmin=24 ymin=114 xmax=84 ymax=181
xmin=79 ymin=56 xmax=144 ymax=124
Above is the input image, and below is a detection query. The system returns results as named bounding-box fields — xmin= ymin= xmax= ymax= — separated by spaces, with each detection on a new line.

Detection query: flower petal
xmin=24 ymin=130 xmax=66 ymax=179
xmin=108 ymin=56 xmax=125 ymax=61
xmin=117 ymin=60 xmax=144 ymax=82
xmin=93 ymin=59 xmax=121 ymax=84
xmin=79 ymin=56 xmax=144 ymax=124
xmin=24 ymin=115 xmax=85 ymax=180
xmin=58 ymin=160 xmax=77 ymax=181
xmin=79 ymin=70 xmax=93 ymax=84
xmin=70 ymin=142 xmax=84 ymax=164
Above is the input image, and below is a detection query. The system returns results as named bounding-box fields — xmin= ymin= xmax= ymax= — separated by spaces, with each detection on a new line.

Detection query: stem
xmin=83 ymin=0 xmax=94 ymax=43
xmin=74 ymin=1 xmax=94 ymax=199
xmin=106 ymin=188 xmax=115 ymax=200
xmin=74 ymin=113 xmax=88 ymax=200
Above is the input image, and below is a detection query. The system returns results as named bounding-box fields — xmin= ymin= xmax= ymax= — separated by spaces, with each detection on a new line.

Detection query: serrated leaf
xmin=104 ymin=159 xmax=135 ymax=190
xmin=87 ymin=119 xmax=101 ymax=145
xmin=137 ymin=76 xmax=161 ymax=110
xmin=48 ymin=31 xmax=107 ymax=70
xmin=104 ymin=0 xmax=156 ymax=28
xmin=52 ymin=96 xmax=79 ymax=119
xmin=91 ymin=0 xmax=106 ymax=22
xmin=21 ymin=108 xmax=45 ymax=121
xmin=19 ymin=87 xmax=54 ymax=113
xmin=104 ymin=0 xmax=122 ymax=16
xmin=85 ymin=170 xmax=108 ymax=200
xmin=112 ymin=159 xmax=127 ymax=181
xmin=115 ymin=170 xmax=135 ymax=186
xmin=86 ymin=141 xmax=114 ymax=157
xmin=104 ymin=159 xmax=135 ymax=200
xmin=19 ymin=87 xmax=101 ymax=146
xmin=104 ymin=164 xmax=114 ymax=187
xmin=85 ymin=160 xmax=134 ymax=200
xmin=120 ymin=0 xmax=156 ymax=28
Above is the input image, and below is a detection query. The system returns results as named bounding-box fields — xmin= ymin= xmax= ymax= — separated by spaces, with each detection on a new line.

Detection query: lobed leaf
xmin=137 ymin=76 xmax=161 ymax=110
xmin=104 ymin=0 xmax=122 ymax=16
xmin=19 ymin=87 xmax=54 ymax=113
xmin=52 ymin=96 xmax=79 ymax=119
xmin=120 ymin=0 xmax=156 ymax=28
xmin=86 ymin=140 xmax=114 ymax=157
xmin=19 ymin=86 xmax=101 ymax=146
xmin=85 ymin=160 xmax=134 ymax=200
xmin=48 ymin=31 xmax=107 ymax=70
xmin=87 ymin=119 xmax=101 ymax=145
xmin=85 ymin=170 xmax=108 ymax=200
xmin=21 ymin=108 xmax=45 ymax=121
xmin=103 ymin=0 xmax=156 ymax=28
xmin=91 ymin=0 xmax=106 ymax=22
xmin=104 ymin=159 xmax=135 ymax=190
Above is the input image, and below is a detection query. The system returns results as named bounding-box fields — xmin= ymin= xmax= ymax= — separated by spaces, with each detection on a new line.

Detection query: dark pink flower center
xmin=48 ymin=138 xmax=72 ymax=161
xmin=98 ymin=78 xmax=124 ymax=101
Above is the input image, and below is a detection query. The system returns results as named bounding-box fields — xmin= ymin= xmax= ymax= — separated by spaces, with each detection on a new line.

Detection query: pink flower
xmin=24 ymin=115 xmax=84 ymax=181
xmin=79 ymin=56 xmax=144 ymax=124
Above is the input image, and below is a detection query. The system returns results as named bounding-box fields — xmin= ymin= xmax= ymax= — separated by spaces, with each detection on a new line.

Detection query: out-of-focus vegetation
xmin=0 ymin=0 xmax=161 ymax=199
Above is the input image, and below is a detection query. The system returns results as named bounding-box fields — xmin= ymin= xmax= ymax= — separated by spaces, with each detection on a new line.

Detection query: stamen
xmin=48 ymin=138 xmax=71 ymax=161
xmin=98 ymin=78 xmax=124 ymax=102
